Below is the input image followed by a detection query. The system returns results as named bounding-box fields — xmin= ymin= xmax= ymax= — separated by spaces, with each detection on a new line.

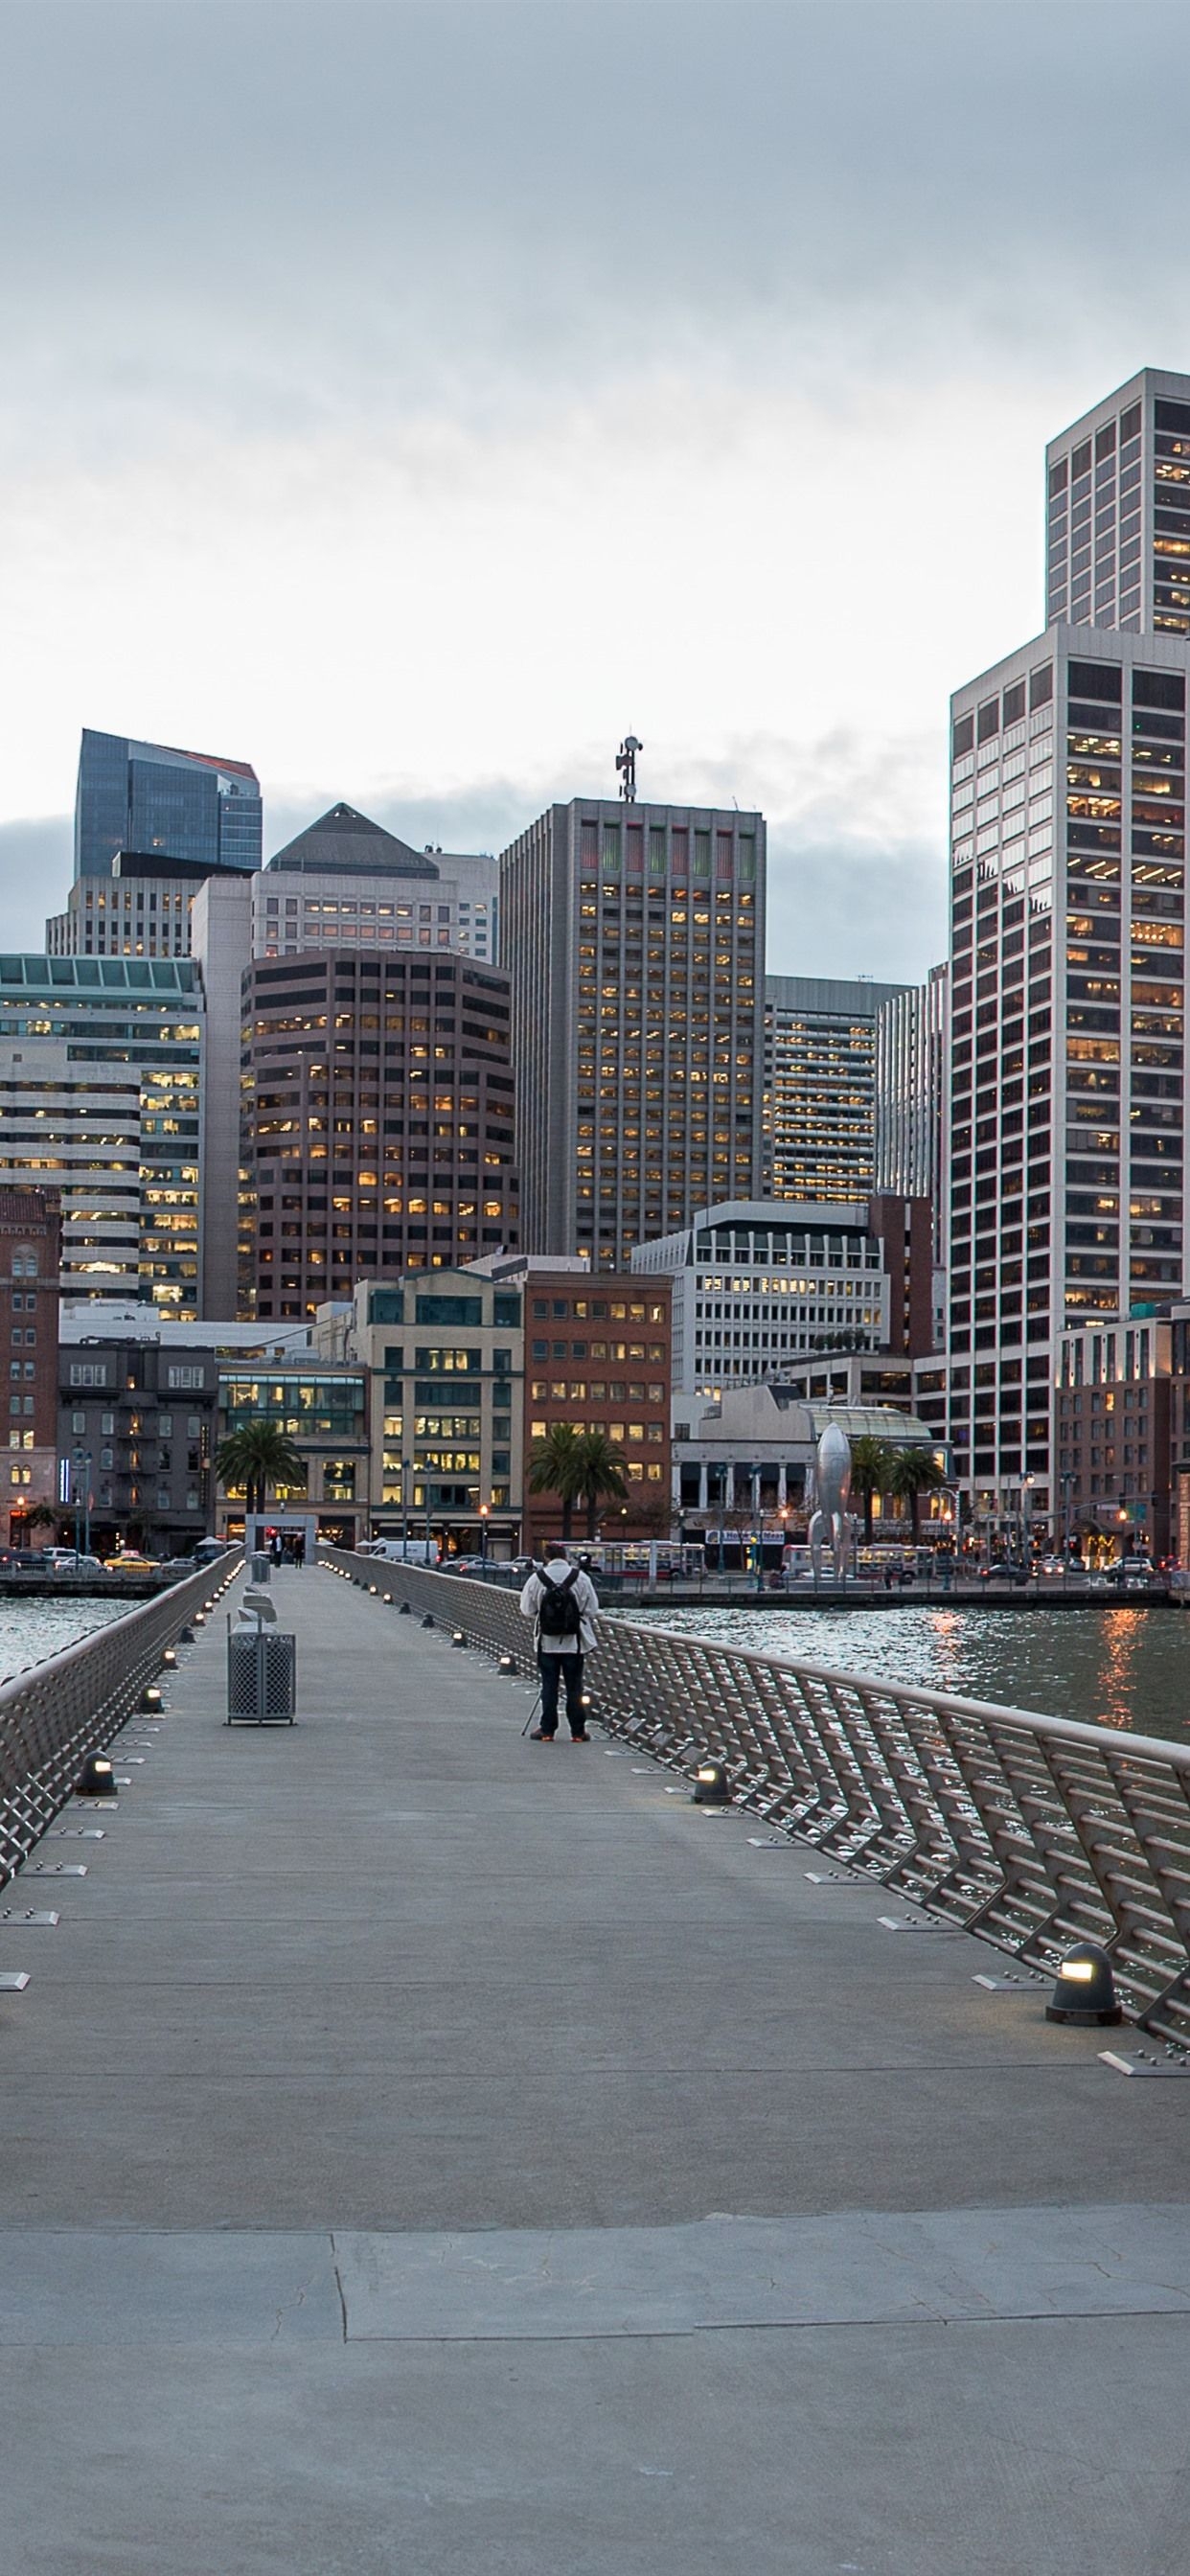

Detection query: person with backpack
xmin=518 ymin=1544 xmax=600 ymax=1740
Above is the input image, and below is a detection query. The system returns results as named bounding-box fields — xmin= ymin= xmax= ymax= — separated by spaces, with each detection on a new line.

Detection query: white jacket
xmin=519 ymin=1559 xmax=600 ymax=1655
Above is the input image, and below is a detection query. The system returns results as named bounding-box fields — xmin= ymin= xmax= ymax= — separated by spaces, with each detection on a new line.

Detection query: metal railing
xmin=0 ymin=1553 xmax=242 ymax=1890
xmin=324 ymin=1547 xmax=1190 ymax=2042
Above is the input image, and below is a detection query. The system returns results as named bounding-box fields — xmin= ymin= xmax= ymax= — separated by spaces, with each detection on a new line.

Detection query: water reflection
xmin=635 ymin=1603 xmax=1190 ymax=1747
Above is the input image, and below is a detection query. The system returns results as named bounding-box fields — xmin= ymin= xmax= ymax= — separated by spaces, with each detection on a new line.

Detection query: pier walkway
xmin=3 ymin=1562 xmax=1189 ymax=2574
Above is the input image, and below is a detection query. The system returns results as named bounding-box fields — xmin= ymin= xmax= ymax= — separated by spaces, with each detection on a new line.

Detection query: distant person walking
xmin=519 ymin=1545 xmax=599 ymax=1741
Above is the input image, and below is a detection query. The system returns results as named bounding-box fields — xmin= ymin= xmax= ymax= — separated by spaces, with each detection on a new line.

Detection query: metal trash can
xmin=227 ymin=1627 xmax=296 ymax=1725
xmin=250 ymin=1551 xmax=272 ymax=1585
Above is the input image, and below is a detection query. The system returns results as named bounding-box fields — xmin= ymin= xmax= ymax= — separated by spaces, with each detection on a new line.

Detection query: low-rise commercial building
xmin=314 ymin=1272 xmax=525 ymax=1555
xmin=1056 ymin=1312 xmax=1172 ymax=1561
xmin=58 ymin=1337 xmax=217 ymax=1555
xmin=673 ymin=1386 xmax=938 ymax=1525
xmin=217 ymin=1362 xmax=369 ymax=1549
xmin=468 ymin=1254 xmax=672 ymax=1549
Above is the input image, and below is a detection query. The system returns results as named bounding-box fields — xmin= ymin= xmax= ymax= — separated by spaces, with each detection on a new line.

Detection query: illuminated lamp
xmin=451 ymin=1629 xmax=467 ymax=1648
xmin=141 ymin=1685 xmax=163 ymax=1712
xmin=498 ymin=1654 xmax=516 ymax=1675
xmin=1045 ymin=1941 xmax=1122 ymax=2027
xmin=78 ymin=1753 xmax=117 ymax=1799
xmin=162 ymin=1648 xmax=177 ymax=1668
xmin=692 ymin=1760 xmax=730 ymax=1806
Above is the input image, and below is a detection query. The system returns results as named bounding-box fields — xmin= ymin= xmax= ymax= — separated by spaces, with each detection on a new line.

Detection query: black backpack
xmin=537 ymin=1564 xmax=582 ymax=1639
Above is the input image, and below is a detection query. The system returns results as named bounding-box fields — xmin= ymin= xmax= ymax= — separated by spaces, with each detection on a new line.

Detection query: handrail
xmin=0 ymin=1552 xmax=243 ymax=1890
xmin=323 ymin=1546 xmax=1190 ymax=2043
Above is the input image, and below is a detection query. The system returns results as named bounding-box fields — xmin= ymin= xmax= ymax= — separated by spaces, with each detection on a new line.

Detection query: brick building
xmin=472 ymin=1256 xmax=672 ymax=1550
xmin=0 ymin=1184 xmax=62 ymax=1544
xmin=1055 ymin=1314 xmax=1172 ymax=1562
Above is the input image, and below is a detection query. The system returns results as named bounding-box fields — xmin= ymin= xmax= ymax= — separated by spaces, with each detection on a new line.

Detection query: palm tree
xmin=848 ymin=1435 xmax=890 ymax=1547
xmin=574 ymin=1429 xmax=629 ymax=1540
xmin=216 ymin=1421 xmax=306 ymax=1520
xmin=528 ymin=1424 xmax=584 ymax=1542
xmin=884 ymin=1445 xmax=947 ymax=1543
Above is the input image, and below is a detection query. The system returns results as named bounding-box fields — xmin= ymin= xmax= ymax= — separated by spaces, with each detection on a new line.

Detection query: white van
xmin=366 ymin=1537 xmax=440 ymax=1567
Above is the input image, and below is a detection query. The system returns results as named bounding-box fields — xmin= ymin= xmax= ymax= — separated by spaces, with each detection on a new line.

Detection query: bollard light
xmin=1045 ymin=1941 xmax=1122 ymax=2026
xmin=451 ymin=1629 xmax=467 ymax=1648
xmin=369 ymin=1583 xmax=378 ymax=1594
xmin=399 ymin=1600 xmax=411 ymax=1616
xmin=141 ymin=1686 xmax=163 ymax=1712
xmin=194 ymin=1613 xmax=206 ymax=1627
xmin=498 ymin=1654 xmax=516 ymax=1675
xmin=162 ymin=1648 xmax=177 ymax=1668
xmin=422 ymin=1614 xmax=434 ymax=1629
xmin=692 ymin=1759 xmax=730 ymax=1806
xmin=78 ymin=1753 xmax=117 ymax=1798
xmin=178 ymin=1627 xmax=195 ymax=1644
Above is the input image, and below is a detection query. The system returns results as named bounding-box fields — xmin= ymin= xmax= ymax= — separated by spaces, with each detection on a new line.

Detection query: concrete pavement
xmin=1 ymin=1560 xmax=1188 ymax=2574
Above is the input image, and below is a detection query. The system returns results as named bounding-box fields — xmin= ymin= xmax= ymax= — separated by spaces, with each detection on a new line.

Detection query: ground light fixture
xmin=177 ymin=1627 xmax=195 ymax=1644
xmin=193 ymin=1613 xmax=206 ymax=1627
xmin=451 ymin=1629 xmax=467 ymax=1648
xmin=692 ymin=1760 xmax=730 ymax=1806
xmin=422 ymin=1614 xmax=434 ymax=1629
xmin=162 ymin=1647 xmax=177 ymax=1668
xmin=399 ymin=1601 xmax=411 ymax=1616
xmin=141 ymin=1685 xmax=163 ymax=1713
xmin=498 ymin=1654 xmax=516 ymax=1675
xmin=78 ymin=1754 xmax=117 ymax=1799
xmin=1045 ymin=1940 xmax=1122 ymax=2026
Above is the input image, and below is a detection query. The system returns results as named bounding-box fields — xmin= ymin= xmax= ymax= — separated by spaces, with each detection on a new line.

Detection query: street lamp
xmin=479 ymin=1502 xmax=489 ymax=1567
xmin=401 ymin=1459 xmax=411 ymax=1562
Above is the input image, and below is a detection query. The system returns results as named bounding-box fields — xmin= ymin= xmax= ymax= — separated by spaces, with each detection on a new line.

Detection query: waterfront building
xmin=0 ymin=1184 xmax=61 ymax=1545
xmin=239 ymin=952 xmax=518 ymax=1321
xmin=1055 ymin=1311 xmax=1172 ymax=1563
xmin=75 ymin=729 xmax=261 ymax=880
xmin=672 ymin=1384 xmax=937 ymax=1527
xmin=0 ymin=957 xmax=203 ymax=1314
xmin=946 ymin=624 xmax=1190 ymax=1532
xmin=766 ymin=974 xmax=908 ymax=1202
xmin=499 ymin=798 xmax=766 ymax=1267
xmin=631 ymin=1197 xmax=931 ymax=1403
xmin=1045 ymin=367 xmax=1190 ymax=639
xmin=467 ymin=1254 xmax=671 ymax=1549
xmin=313 ymin=1272 xmax=525 ymax=1554
xmin=59 ymin=1337 xmax=217 ymax=1555
xmin=875 ymin=961 xmax=949 ymax=1300
xmin=217 ymin=1358 xmax=369 ymax=1549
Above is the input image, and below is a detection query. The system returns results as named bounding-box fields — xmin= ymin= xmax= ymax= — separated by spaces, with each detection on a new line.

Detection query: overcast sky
xmin=0 ymin=0 xmax=1186 ymax=975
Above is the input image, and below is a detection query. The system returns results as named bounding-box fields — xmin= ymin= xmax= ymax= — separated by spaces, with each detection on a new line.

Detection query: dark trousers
xmin=538 ymin=1651 xmax=585 ymax=1736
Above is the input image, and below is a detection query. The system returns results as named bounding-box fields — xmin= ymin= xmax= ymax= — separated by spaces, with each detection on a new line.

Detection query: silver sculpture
xmin=808 ymin=1422 xmax=853 ymax=1581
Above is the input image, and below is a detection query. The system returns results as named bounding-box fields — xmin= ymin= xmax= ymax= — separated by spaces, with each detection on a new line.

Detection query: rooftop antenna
xmin=616 ymin=734 xmax=642 ymax=803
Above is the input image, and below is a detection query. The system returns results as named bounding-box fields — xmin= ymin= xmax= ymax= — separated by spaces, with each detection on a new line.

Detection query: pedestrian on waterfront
xmin=519 ymin=1544 xmax=599 ymax=1741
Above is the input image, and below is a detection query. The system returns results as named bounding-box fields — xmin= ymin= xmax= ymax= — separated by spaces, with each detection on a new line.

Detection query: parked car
xmin=157 ymin=1554 xmax=204 ymax=1577
xmin=979 ymin=1559 xmax=1030 ymax=1586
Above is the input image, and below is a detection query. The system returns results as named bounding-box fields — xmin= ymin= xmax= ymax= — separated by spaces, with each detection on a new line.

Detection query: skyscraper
xmin=1045 ymin=367 xmax=1190 ymax=640
xmin=946 ymin=625 xmax=1189 ymax=1527
xmin=75 ymin=730 xmax=262 ymax=880
xmin=766 ymin=974 xmax=908 ymax=1202
xmin=0 ymin=957 xmax=204 ymax=1312
xmin=875 ymin=964 xmax=949 ymax=1244
xmin=500 ymin=798 xmax=766 ymax=1268
xmin=239 ymin=951 xmax=519 ymax=1319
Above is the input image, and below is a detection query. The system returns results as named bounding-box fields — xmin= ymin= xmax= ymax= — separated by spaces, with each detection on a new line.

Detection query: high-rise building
xmin=1045 ymin=367 xmax=1190 ymax=640
xmin=500 ymin=799 xmax=766 ymax=1267
xmin=875 ymin=962 xmax=950 ymax=1259
xmin=946 ymin=624 xmax=1190 ymax=1530
xmin=75 ymin=731 xmax=262 ymax=881
xmin=47 ymin=855 xmax=239 ymax=959
xmin=0 ymin=957 xmax=203 ymax=1313
xmin=239 ymin=951 xmax=519 ymax=1320
xmin=257 ymin=805 xmax=495 ymax=960
xmin=766 ymin=975 xmax=908 ymax=1202
xmin=0 ymin=1184 xmax=61 ymax=1543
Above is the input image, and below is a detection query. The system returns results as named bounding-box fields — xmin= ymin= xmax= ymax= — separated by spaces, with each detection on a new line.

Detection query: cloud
xmin=0 ymin=817 xmax=74 ymax=949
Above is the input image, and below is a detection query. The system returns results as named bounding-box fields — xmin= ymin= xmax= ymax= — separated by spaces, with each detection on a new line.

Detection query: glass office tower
xmin=75 ymin=730 xmax=262 ymax=880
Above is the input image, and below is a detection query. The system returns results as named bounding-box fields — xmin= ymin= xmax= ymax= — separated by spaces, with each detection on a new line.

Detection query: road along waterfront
xmin=629 ymin=1601 xmax=1190 ymax=1743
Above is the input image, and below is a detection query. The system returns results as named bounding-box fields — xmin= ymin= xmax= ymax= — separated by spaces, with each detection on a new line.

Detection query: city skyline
xmin=6 ymin=8 xmax=1190 ymax=982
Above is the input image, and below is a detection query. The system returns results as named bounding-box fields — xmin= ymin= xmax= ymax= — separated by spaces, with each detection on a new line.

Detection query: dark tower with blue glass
xmin=75 ymin=730 xmax=262 ymax=881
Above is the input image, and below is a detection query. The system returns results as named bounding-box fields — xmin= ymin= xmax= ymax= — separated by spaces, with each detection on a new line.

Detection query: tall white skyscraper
xmin=1045 ymin=367 xmax=1190 ymax=640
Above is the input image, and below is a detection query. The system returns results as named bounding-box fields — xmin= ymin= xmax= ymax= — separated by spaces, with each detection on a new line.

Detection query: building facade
xmin=239 ymin=952 xmax=518 ymax=1321
xmin=75 ymin=730 xmax=261 ymax=881
xmin=0 ymin=956 xmax=204 ymax=1315
xmin=1055 ymin=1312 xmax=1171 ymax=1562
xmin=314 ymin=1273 xmax=524 ymax=1553
xmin=875 ymin=963 xmax=949 ymax=1246
xmin=673 ymin=1387 xmax=937 ymax=1526
xmin=469 ymin=1255 xmax=672 ymax=1550
xmin=217 ymin=1359 xmax=368 ymax=1548
xmin=59 ymin=1337 xmax=217 ymax=1554
xmin=46 ymin=861 xmax=211 ymax=958
xmin=0 ymin=1185 xmax=61 ymax=1544
xmin=766 ymin=974 xmax=908 ymax=1202
xmin=946 ymin=624 xmax=1190 ymax=1530
xmin=1045 ymin=368 xmax=1190 ymax=640
xmin=500 ymin=799 xmax=766 ymax=1267
xmin=631 ymin=1198 xmax=932 ymax=1404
